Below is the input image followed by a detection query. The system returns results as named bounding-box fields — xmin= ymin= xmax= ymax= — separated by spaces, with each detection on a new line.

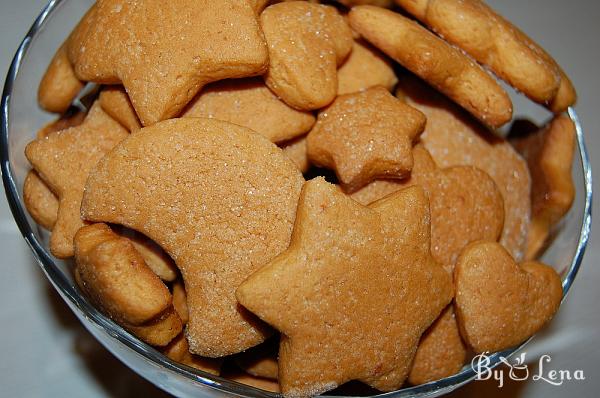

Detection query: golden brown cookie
xmin=226 ymin=371 xmax=281 ymax=393
xmin=116 ymin=228 xmax=178 ymax=282
xmin=25 ymin=111 xmax=88 ymax=231
xmin=247 ymin=0 xmax=271 ymax=14
xmin=395 ymin=0 xmax=562 ymax=105
xmin=38 ymin=42 xmax=84 ymax=114
xmin=338 ymin=0 xmax=393 ymax=7
xmin=352 ymin=145 xmax=505 ymax=274
xmin=348 ymin=6 xmax=512 ymax=128
xmin=549 ymin=69 xmax=577 ymax=114
xmin=398 ymin=76 xmax=531 ymax=260
xmin=81 ymin=118 xmax=304 ymax=357
xmin=37 ymin=110 xmax=86 ymax=139
xmin=163 ymin=333 xmax=222 ymax=375
xmin=280 ymin=136 xmax=310 ymax=174
xmin=234 ymin=338 xmax=279 ymax=380
xmin=455 ymin=241 xmax=562 ymax=353
xmin=74 ymin=223 xmax=182 ymax=346
xmin=183 ymin=78 xmax=315 ymax=143
xmin=67 ymin=0 xmax=268 ymax=126
xmin=23 ymin=171 xmax=58 ymax=231
xmin=172 ymin=280 xmax=189 ymax=325
xmin=261 ymin=2 xmax=353 ymax=110
xmin=510 ymin=115 xmax=576 ymax=260
xmin=98 ymin=86 xmax=141 ymax=132
xmin=337 ymin=39 xmax=398 ymax=95
xmin=307 ymin=86 xmax=426 ymax=192
xmin=408 ymin=306 xmax=467 ymax=385
xmin=353 ymin=146 xmax=502 ymax=384
xmin=25 ymin=101 xmax=128 ymax=258
xmin=237 ymin=179 xmax=452 ymax=396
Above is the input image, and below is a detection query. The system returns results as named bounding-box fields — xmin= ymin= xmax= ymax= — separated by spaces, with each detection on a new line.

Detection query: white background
xmin=0 ymin=1 xmax=598 ymax=397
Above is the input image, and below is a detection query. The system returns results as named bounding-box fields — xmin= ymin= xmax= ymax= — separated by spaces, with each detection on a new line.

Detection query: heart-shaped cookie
xmin=454 ymin=241 xmax=562 ymax=353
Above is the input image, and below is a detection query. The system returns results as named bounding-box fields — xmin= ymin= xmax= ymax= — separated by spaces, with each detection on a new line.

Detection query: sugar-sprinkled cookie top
xmin=237 ymin=179 xmax=452 ymax=396
xmin=307 ymin=86 xmax=426 ymax=192
xmin=25 ymin=101 xmax=128 ymax=258
xmin=81 ymin=118 xmax=304 ymax=357
xmin=67 ymin=0 xmax=268 ymax=126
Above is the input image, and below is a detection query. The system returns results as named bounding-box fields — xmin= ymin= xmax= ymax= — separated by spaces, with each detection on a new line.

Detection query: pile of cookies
xmin=24 ymin=0 xmax=577 ymax=396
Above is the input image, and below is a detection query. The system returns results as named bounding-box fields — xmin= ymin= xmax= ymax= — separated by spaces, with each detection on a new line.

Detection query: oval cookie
xmin=397 ymin=76 xmax=530 ymax=260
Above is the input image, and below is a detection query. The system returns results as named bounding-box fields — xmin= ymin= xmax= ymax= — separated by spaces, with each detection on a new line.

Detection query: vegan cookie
xmin=307 ymin=86 xmax=426 ymax=192
xmin=237 ymin=179 xmax=452 ymax=396
xmin=455 ymin=241 xmax=562 ymax=353
xmin=349 ymin=5 xmax=512 ymax=128
xmin=81 ymin=118 xmax=304 ymax=357
xmin=25 ymin=101 xmax=128 ymax=258
xmin=261 ymin=2 xmax=353 ymax=110
xmin=66 ymin=0 xmax=268 ymax=126
xmin=183 ymin=78 xmax=315 ymax=143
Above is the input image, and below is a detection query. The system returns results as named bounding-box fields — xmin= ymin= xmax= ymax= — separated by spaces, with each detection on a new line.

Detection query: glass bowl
xmin=1 ymin=1 xmax=592 ymax=397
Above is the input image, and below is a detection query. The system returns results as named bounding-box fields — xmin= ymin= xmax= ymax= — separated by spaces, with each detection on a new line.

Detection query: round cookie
xmin=81 ymin=118 xmax=304 ymax=357
xmin=397 ymin=76 xmax=530 ymax=261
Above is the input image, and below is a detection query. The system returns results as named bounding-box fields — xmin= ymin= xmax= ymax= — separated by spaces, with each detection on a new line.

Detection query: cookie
xmin=549 ymin=69 xmax=577 ymax=114
xmin=24 ymin=111 xmax=88 ymax=230
xmin=23 ymin=171 xmax=59 ymax=231
xmin=280 ymin=136 xmax=310 ymax=174
xmin=395 ymin=0 xmax=562 ymax=105
xmin=116 ymin=228 xmax=178 ymax=282
xmin=353 ymin=145 xmax=503 ymax=383
xmin=454 ymin=241 xmax=562 ymax=353
xmin=247 ymin=0 xmax=271 ymax=14
xmin=38 ymin=42 xmax=84 ymax=113
xmin=183 ymin=78 xmax=315 ymax=143
xmin=81 ymin=118 xmax=304 ymax=357
xmin=163 ymin=333 xmax=222 ymax=375
xmin=226 ymin=371 xmax=281 ymax=393
xmin=398 ymin=76 xmax=531 ymax=261
xmin=66 ymin=0 xmax=268 ymax=126
xmin=261 ymin=2 xmax=353 ymax=110
xmin=407 ymin=306 xmax=467 ymax=385
xmin=348 ymin=5 xmax=512 ymax=128
xmin=172 ymin=280 xmax=189 ymax=325
xmin=237 ymin=179 xmax=452 ymax=396
xmin=337 ymin=39 xmax=398 ymax=95
xmin=337 ymin=0 xmax=393 ymax=7
xmin=234 ymin=338 xmax=279 ymax=380
xmin=25 ymin=101 xmax=129 ymax=258
xmin=352 ymin=145 xmax=505 ymax=274
xmin=37 ymin=110 xmax=86 ymax=139
xmin=307 ymin=86 xmax=426 ymax=192
xmin=510 ymin=115 xmax=576 ymax=260
xmin=99 ymin=86 xmax=141 ymax=132
xmin=74 ymin=223 xmax=182 ymax=346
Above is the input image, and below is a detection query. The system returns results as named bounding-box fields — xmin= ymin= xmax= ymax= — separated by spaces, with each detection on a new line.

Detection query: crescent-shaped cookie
xmin=81 ymin=118 xmax=304 ymax=357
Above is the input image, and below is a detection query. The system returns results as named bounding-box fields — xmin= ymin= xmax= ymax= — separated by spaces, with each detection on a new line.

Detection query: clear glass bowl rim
xmin=0 ymin=1 xmax=593 ymax=397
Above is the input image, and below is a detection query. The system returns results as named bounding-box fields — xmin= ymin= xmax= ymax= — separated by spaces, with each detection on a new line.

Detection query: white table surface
xmin=0 ymin=1 xmax=598 ymax=397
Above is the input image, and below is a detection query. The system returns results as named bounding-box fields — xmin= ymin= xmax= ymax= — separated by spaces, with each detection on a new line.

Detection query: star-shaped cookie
xmin=307 ymin=86 xmax=426 ymax=192
xmin=237 ymin=178 xmax=453 ymax=396
xmin=66 ymin=0 xmax=268 ymax=126
xmin=25 ymin=101 xmax=128 ymax=258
